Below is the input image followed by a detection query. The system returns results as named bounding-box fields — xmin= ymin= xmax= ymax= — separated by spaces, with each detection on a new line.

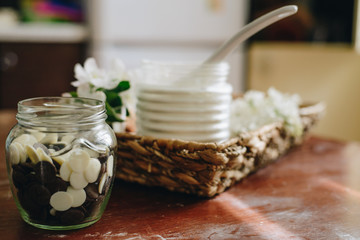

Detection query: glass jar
xmin=5 ymin=97 xmax=117 ymax=230
xmin=141 ymin=60 xmax=230 ymax=87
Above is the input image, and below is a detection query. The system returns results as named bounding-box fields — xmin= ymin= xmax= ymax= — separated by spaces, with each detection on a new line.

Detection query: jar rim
xmin=16 ymin=97 xmax=107 ymax=128
xmin=141 ymin=60 xmax=230 ymax=88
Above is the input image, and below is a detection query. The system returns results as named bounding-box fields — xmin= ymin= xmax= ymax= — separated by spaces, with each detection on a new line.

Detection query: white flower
xmin=76 ymin=83 xmax=106 ymax=102
xmin=72 ymin=58 xmax=127 ymax=90
xmin=230 ymin=87 xmax=303 ymax=137
xmin=65 ymin=57 xmax=137 ymax=125
xmin=119 ymin=68 xmax=141 ymax=109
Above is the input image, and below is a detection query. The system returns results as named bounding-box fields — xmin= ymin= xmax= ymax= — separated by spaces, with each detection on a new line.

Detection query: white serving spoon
xmin=204 ymin=5 xmax=298 ymax=64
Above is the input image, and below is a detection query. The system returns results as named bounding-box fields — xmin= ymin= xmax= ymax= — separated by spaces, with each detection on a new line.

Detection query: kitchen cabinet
xmin=0 ymin=42 xmax=85 ymax=108
xmin=0 ymin=23 xmax=88 ymax=108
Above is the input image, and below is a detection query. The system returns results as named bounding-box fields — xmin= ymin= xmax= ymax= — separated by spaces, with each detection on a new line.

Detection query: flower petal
xmin=77 ymin=83 xmax=91 ymax=96
xmin=89 ymin=75 xmax=108 ymax=89
xmin=84 ymin=58 xmax=98 ymax=73
xmin=74 ymin=64 xmax=88 ymax=81
xmin=91 ymin=91 xmax=106 ymax=102
xmin=77 ymin=83 xmax=106 ymax=102
xmin=71 ymin=80 xmax=82 ymax=87
xmin=104 ymin=78 xmax=120 ymax=90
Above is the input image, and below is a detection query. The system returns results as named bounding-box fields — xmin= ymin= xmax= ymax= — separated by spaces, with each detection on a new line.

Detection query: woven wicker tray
xmin=115 ymin=102 xmax=325 ymax=197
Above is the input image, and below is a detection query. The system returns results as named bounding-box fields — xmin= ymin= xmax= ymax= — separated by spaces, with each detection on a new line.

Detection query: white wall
xmin=87 ymin=0 xmax=249 ymax=93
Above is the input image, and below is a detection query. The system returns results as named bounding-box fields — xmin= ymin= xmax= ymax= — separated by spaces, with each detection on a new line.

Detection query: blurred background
xmin=0 ymin=0 xmax=359 ymax=141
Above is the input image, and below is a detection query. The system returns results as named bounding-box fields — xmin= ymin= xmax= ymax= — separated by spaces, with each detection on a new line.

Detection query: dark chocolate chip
xmin=60 ymin=209 xmax=85 ymax=225
xmin=54 ymin=209 xmax=63 ymax=219
xmin=47 ymin=210 xmax=59 ymax=223
xmin=47 ymin=143 xmax=66 ymax=152
xmin=18 ymin=188 xmax=40 ymax=213
xmin=34 ymin=161 xmax=56 ymax=183
xmin=24 ymin=173 xmax=38 ymax=186
xmin=22 ymin=162 xmax=35 ymax=172
xmin=12 ymin=169 xmax=27 ymax=189
xmin=85 ymin=183 xmax=99 ymax=200
xmin=98 ymin=155 xmax=108 ymax=164
xmin=29 ymin=207 xmax=48 ymax=222
xmin=75 ymin=206 xmax=88 ymax=217
xmin=97 ymin=164 xmax=106 ymax=182
xmin=86 ymin=195 xmax=105 ymax=218
xmin=33 ymin=143 xmax=50 ymax=155
xmin=52 ymin=160 xmax=61 ymax=171
xmin=45 ymin=177 xmax=68 ymax=194
xmin=103 ymin=176 xmax=112 ymax=195
xmin=29 ymin=183 xmax=51 ymax=206
xmin=13 ymin=163 xmax=34 ymax=175
xmin=12 ymin=164 xmax=26 ymax=175
xmin=82 ymin=199 xmax=95 ymax=215
xmin=17 ymin=190 xmax=26 ymax=207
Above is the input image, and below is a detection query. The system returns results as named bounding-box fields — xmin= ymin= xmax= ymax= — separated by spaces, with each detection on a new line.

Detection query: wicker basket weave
xmin=115 ymin=102 xmax=324 ymax=197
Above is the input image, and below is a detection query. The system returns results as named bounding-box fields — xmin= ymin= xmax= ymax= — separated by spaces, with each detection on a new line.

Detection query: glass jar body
xmin=5 ymin=97 xmax=117 ymax=230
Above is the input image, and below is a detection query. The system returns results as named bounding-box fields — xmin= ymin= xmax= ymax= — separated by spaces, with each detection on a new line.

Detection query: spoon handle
xmin=204 ymin=5 xmax=298 ymax=64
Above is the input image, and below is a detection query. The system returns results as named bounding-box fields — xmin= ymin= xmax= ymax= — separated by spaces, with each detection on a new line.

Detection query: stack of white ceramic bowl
xmin=136 ymin=60 xmax=232 ymax=143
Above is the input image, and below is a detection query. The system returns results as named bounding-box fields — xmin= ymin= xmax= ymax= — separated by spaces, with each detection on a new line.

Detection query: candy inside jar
xmin=6 ymin=97 xmax=117 ymax=230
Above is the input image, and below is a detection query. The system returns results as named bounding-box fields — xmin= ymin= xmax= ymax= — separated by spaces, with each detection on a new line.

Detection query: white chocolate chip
xmin=107 ymin=155 xmax=114 ymax=177
xmin=50 ymin=191 xmax=73 ymax=211
xmin=52 ymin=155 xmax=66 ymax=166
xmin=70 ymin=172 xmax=88 ymax=189
xmin=31 ymin=131 xmax=46 ymax=142
xmin=36 ymin=148 xmax=53 ymax=164
xmin=40 ymin=133 xmax=58 ymax=144
xmin=52 ymin=149 xmax=72 ymax=166
xmin=98 ymin=173 xmax=108 ymax=194
xmin=84 ymin=158 xmax=101 ymax=183
xmin=49 ymin=208 xmax=56 ymax=216
xmin=25 ymin=144 xmax=40 ymax=164
xmin=60 ymin=161 xmax=72 ymax=181
xmin=13 ymin=134 xmax=37 ymax=146
xmin=13 ymin=142 xmax=27 ymax=163
xmin=83 ymin=148 xmax=99 ymax=158
xmin=68 ymin=149 xmax=90 ymax=173
xmin=66 ymin=186 xmax=86 ymax=207
xmin=61 ymin=135 xmax=75 ymax=144
xmin=8 ymin=143 xmax=20 ymax=165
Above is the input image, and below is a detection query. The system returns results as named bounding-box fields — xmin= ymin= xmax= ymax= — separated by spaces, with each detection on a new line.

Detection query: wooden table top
xmin=1 ymin=110 xmax=360 ymax=240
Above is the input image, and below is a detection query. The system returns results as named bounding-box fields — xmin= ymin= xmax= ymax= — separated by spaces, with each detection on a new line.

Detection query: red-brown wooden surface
xmin=1 ymin=110 xmax=360 ymax=240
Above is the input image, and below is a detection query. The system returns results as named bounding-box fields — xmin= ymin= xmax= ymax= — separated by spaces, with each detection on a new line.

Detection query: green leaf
xmin=105 ymin=101 xmax=124 ymax=122
xmin=113 ymin=106 xmax=124 ymax=114
xmin=104 ymin=91 xmax=123 ymax=107
xmin=69 ymin=91 xmax=78 ymax=97
xmin=96 ymin=81 xmax=130 ymax=93
xmin=96 ymin=87 xmax=105 ymax=92
xmin=113 ymin=81 xmax=130 ymax=93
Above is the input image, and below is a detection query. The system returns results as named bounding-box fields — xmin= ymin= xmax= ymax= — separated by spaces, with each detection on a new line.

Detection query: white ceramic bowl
xmin=137 ymin=118 xmax=229 ymax=132
xmin=137 ymin=82 xmax=233 ymax=94
xmin=137 ymin=91 xmax=232 ymax=104
xmin=136 ymin=100 xmax=230 ymax=113
xmin=136 ymin=109 xmax=229 ymax=122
